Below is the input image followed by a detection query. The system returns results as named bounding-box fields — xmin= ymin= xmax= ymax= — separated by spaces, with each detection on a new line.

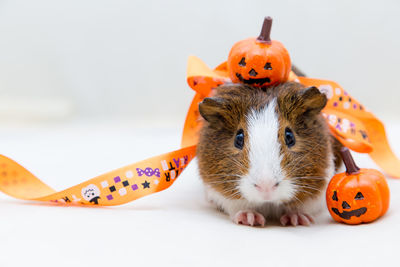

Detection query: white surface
xmin=1 ymin=120 xmax=400 ymax=267
xmin=0 ymin=0 xmax=400 ymax=121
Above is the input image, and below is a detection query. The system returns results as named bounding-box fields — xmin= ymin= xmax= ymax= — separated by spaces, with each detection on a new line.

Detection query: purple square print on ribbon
xmin=107 ymin=194 xmax=113 ymax=200
xmin=114 ymin=176 xmax=121 ymax=183
xmin=132 ymin=184 xmax=138 ymax=191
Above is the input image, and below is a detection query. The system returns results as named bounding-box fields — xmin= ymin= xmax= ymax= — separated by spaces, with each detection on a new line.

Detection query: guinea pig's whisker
xmin=291 ymin=179 xmax=325 ymax=183
xmin=291 ymin=194 xmax=304 ymax=205
xmin=291 ymin=176 xmax=326 ymax=180
xmin=225 ymin=191 xmax=242 ymax=200
xmin=289 ymin=159 xmax=322 ymax=172
xmin=219 ymin=188 xmax=237 ymax=195
xmin=206 ymin=180 xmax=242 ymax=186
xmin=228 ymin=159 xmax=248 ymax=170
xmin=220 ymin=151 xmax=249 ymax=168
xmin=292 ymin=180 xmax=322 ymax=188
xmin=202 ymin=173 xmax=241 ymax=178
xmin=294 ymin=187 xmax=316 ymax=195
xmin=223 ymin=188 xmax=240 ymax=195
xmin=301 ymin=139 xmax=326 ymax=147
xmin=220 ymin=188 xmax=242 ymax=199
xmin=285 ymin=154 xmax=314 ymax=171
xmin=287 ymin=154 xmax=315 ymax=167
xmin=286 ymin=161 xmax=317 ymax=175
xmin=294 ymin=190 xmax=315 ymax=198
xmin=204 ymin=180 xmax=241 ymax=185
xmin=224 ymin=158 xmax=244 ymax=168
xmin=293 ymin=179 xmax=324 ymax=186
xmin=204 ymin=177 xmax=240 ymax=181
xmin=295 ymin=186 xmax=322 ymax=193
xmin=201 ymin=174 xmax=242 ymax=181
xmin=293 ymin=184 xmax=323 ymax=192
xmin=285 ymin=155 xmax=308 ymax=168
xmin=294 ymin=184 xmax=320 ymax=191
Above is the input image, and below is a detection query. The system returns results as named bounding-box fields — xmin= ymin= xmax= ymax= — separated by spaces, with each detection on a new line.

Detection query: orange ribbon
xmin=0 ymin=56 xmax=399 ymax=206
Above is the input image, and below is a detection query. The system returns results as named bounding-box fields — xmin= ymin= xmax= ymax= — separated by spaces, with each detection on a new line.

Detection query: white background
xmin=0 ymin=0 xmax=399 ymax=122
xmin=0 ymin=1 xmax=400 ymax=267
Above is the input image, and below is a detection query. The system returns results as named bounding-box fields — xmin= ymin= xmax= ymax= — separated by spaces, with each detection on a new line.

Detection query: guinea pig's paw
xmin=280 ymin=213 xmax=314 ymax=226
xmin=233 ymin=210 xmax=266 ymax=227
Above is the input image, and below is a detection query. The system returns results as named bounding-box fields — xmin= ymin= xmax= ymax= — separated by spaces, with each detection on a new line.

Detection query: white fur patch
xmin=239 ymin=99 xmax=295 ymax=204
xmin=205 ymin=186 xmax=255 ymax=217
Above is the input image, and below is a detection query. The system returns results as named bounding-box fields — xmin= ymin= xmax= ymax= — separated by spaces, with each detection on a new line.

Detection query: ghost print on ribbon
xmin=81 ymin=184 xmax=101 ymax=204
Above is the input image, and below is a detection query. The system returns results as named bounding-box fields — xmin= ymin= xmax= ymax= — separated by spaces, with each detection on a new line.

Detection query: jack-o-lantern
xmin=227 ymin=17 xmax=291 ymax=89
xmin=326 ymin=147 xmax=390 ymax=225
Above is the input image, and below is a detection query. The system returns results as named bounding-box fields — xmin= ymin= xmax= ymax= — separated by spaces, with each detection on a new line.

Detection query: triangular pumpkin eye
xmin=355 ymin=192 xmax=364 ymax=200
xmin=238 ymin=57 xmax=246 ymax=67
xmin=264 ymin=62 xmax=272 ymax=70
xmin=332 ymin=191 xmax=338 ymax=201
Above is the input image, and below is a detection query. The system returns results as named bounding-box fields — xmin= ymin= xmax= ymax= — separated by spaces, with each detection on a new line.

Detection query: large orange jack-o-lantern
xmin=227 ymin=17 xmax=291 ymax=89
xmin=326 ymin=147 xmax=390 ymax=225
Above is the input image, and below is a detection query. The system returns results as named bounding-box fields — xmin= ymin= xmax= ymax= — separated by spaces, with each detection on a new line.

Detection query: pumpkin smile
xmin=331 ymin=207 xmax=367 ymax=220
xmin=235 ymin=73 xmax=271 ymax=85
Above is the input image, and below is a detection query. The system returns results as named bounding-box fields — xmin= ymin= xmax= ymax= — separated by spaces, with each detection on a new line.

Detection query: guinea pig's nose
xmin=254 ymin=182 xmax=278 ymax=193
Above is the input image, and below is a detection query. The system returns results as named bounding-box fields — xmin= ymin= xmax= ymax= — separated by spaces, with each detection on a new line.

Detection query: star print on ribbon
xmin=136 ymin=167 xmax=161 ymax=178
xmin=142 ymin=181 xmax=150 ymax=189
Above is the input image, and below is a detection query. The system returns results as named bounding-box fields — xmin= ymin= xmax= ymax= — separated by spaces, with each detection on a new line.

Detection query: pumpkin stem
xmin=257 ymin=16 xmax=273 ymax=44
xmin=340 ymin=147 xmax=360 ymax=175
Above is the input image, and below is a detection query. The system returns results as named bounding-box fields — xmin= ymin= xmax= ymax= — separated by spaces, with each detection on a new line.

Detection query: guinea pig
xmin=196 ymin=81 xmax=343 ymax=227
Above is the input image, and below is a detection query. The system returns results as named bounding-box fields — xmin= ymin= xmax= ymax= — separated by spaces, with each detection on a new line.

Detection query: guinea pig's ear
xmin=298 ymin=86 xmax=327 ymax=116
xmin=279 ymin=86 xmax=327 ymax=122
xmin=199 ymin=97 xmax=229 ymax=126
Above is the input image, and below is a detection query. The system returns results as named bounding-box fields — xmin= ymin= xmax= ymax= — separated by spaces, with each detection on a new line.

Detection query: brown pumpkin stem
xmin=257 ymin=16 xmax=272 ymax=44
xmin=340 ymin=147 xmax=360 ymax=175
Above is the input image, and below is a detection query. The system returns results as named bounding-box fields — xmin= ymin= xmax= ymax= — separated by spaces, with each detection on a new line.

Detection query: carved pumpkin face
xmin=228 ymin=39 xmax=291 ymax=89
xmin=227 ymin=17 xmax=291 ymax=89
xmin=326 ymin=148 xmax=390 ymax=225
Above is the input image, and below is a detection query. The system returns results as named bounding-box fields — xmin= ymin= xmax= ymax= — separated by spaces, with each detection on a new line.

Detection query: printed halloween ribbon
xmin=0 ymin=56 xmax=399 ymax=206
xmin=0 ymin=147 xmax=195 ymax=205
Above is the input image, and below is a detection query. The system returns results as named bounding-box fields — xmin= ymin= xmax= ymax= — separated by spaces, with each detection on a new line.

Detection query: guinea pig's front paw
xmin=233 ymin=210 xmax=266 ymax=227
xmin=280 ymin=213 xmax=314 ymax=226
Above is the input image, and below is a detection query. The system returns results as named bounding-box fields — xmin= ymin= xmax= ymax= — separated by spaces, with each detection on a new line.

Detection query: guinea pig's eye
xmin=234 ymin=129 xmax=245 ymax=149
xmin=284 ymin=127 xmax=296 ymax=148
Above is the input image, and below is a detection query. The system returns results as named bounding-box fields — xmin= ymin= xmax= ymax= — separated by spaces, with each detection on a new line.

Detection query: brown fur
xmin=197 ymin=82 xmax=342 ymax=208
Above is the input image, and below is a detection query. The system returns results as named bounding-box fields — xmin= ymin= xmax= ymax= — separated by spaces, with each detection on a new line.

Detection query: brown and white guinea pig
xmin=196 ymin=81 xmax=343 ymax=227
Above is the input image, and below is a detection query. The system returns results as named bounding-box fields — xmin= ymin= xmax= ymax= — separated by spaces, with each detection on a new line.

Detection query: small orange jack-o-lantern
xmin=227 ymin=17 xmax=291 ymax=89
xmin=326 ymin=147 xmax=390 ymax=225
